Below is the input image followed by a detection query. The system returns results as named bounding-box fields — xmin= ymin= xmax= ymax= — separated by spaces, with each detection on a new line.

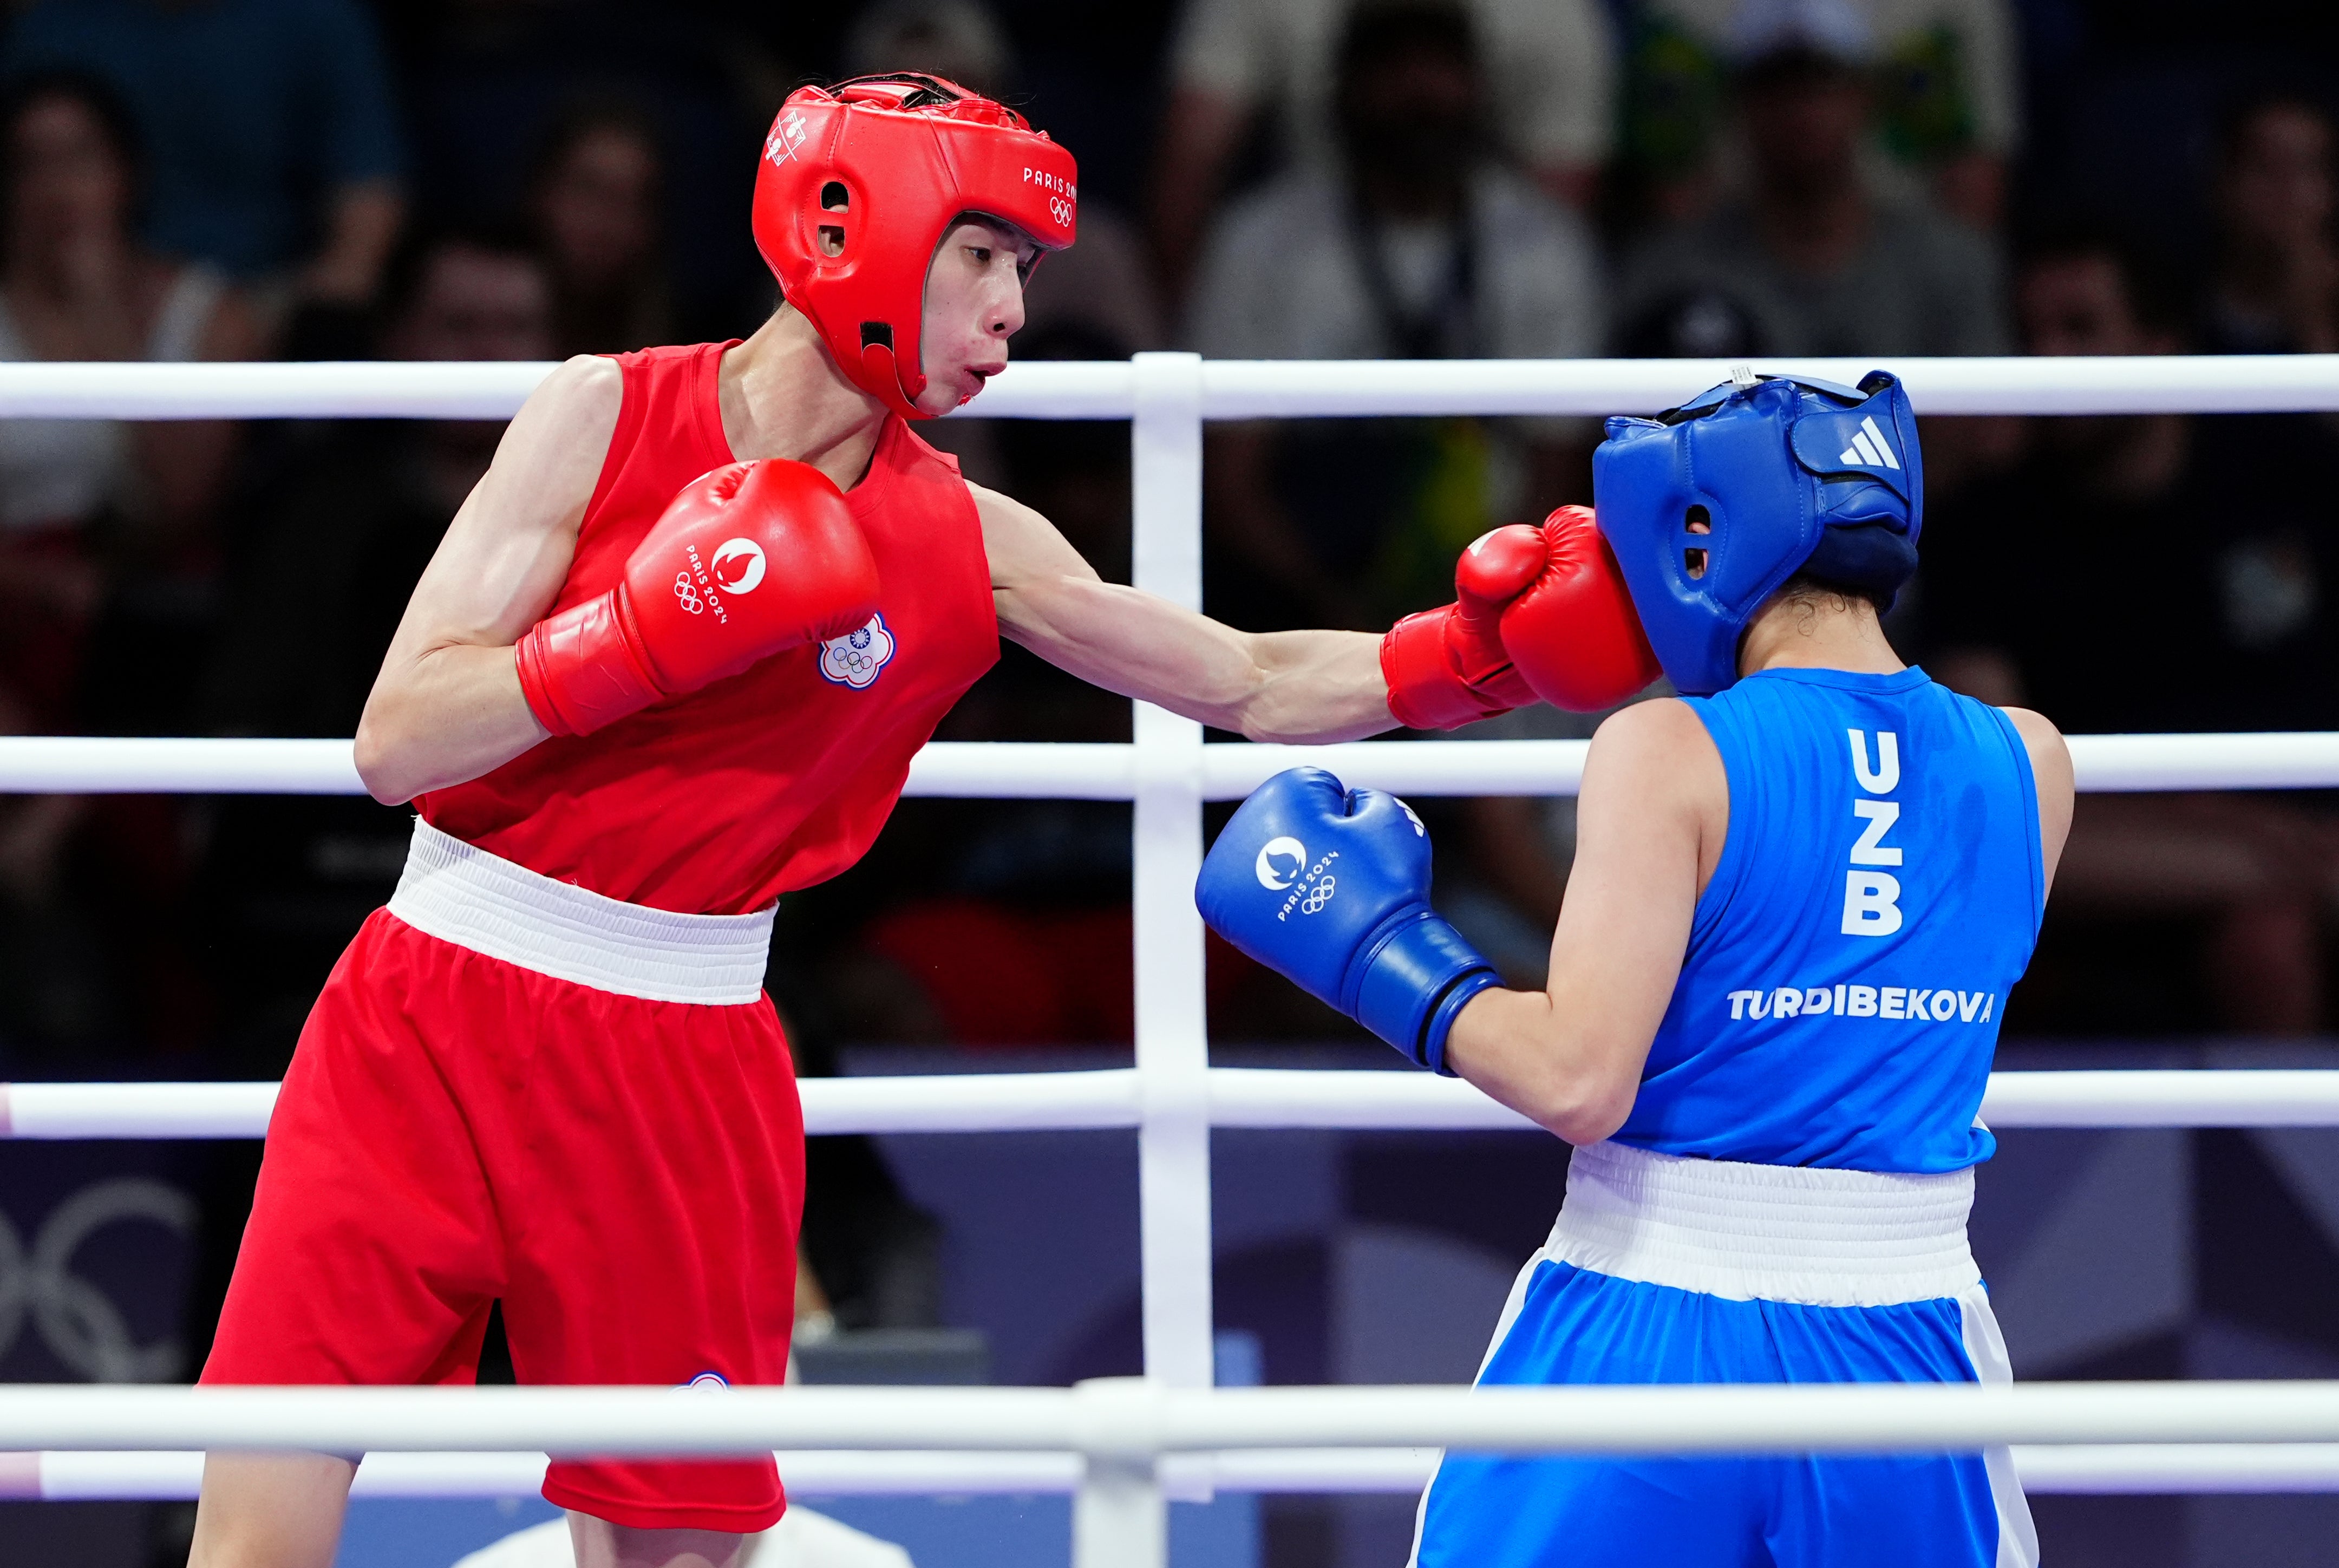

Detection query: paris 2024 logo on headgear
xmin=819 ymin=611 xmax=896 ymax=689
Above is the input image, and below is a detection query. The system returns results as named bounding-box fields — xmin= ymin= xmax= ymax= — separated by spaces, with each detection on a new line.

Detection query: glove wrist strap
xmin=1381 ymin=615 xmax=1516 ymax=732
xmin=516 ymin=589 xmax=665 ymax=738
xmin=1352 ymin=912 xmax=1501 ymax=1074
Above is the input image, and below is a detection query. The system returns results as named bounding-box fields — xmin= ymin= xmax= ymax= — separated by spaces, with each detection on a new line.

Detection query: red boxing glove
xmin=1498 ymin=505 xmax=1662 ymax=713
xmin=1380 ymin=524 xmax=1549 ymax=730
xmin=517 ymin=460 xmax=880 ymax=737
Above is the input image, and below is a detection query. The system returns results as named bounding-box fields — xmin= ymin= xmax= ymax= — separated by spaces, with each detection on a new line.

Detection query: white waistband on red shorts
xmin=1544 ymin=1140 xmax=1979 ymax=1308
xmin=386 ymin=816 xmax=774 ymax=1005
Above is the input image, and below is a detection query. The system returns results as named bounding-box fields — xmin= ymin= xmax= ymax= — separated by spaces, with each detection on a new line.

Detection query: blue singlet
xmin=1413 ymin=668 xmax=2046 ymax=1568
xmin=1619 ymin=665 xmax=2043 ymax=1173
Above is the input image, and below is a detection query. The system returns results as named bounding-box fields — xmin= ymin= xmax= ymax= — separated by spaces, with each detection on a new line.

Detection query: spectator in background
xmin=1151 ymin=0 xmax=1616 ymax=305
xmin=1187 ymin=0 xmax=1603 ymax=633
xmin=0 ymin=73 xmax=254 ymax=734
xmin=3 ymin=0 xmax=405 ymax=324
xmin=0 ymin=75 xmax=256 ymax=1072
xmin=527 ymin=99 xmax=671 ymax=356
xmin=1925 ymin=232 xmax=2339 ymax=1034
xmin=1620 ymin=0 xmax=2021 ymax=232
xmin=2204 ymin=93 xmax=2339 ymax=355
xmin=401 ymin=0 xmax=778 ymax=346
xmin=1618 ymin=28 xmax=2008 ymax=358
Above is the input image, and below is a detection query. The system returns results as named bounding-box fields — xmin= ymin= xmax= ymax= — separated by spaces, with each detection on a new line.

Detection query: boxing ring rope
xmin=11 ymin=731 xmax=2339 ymax=797
xmin=9 ymin=355 xmax=2339 ymax=1565
xmin=4 ymin=352 xmax=2338 ymax=419
xmin=14 ymin=1068 xmax=2339 ymax=1141
xmin=23 ymin=1442 xmax=2339 ymax=1503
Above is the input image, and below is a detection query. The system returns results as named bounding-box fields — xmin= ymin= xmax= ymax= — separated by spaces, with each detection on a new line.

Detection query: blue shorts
xmin=1411 ymin=1144 xmax=2037 ymax=1568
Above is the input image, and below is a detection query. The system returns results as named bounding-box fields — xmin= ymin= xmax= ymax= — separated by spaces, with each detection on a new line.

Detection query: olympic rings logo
xmin=1299 ymin=877 xmax=1337 ymax=914
xmin=674 ymin=572 xmax=705 ymax=615
xmin=0 ymin=1178 xmax=195 ymax=1382
xmin=1049 ymin=196 xmax=1074 ymax=228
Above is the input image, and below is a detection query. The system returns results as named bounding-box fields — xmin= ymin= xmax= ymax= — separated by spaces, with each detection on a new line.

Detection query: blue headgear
xmin=1592 ymin=369 xmax=1921 ymax=696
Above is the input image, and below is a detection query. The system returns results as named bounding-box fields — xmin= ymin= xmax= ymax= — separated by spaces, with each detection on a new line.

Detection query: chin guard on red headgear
xmin=752 ymin=74 xmax=1077 ymax=419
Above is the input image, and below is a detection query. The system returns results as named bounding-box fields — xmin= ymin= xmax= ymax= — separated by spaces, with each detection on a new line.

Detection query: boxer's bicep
xmin=2002 ymin=705 xmax=2073 ymax=896
xmin=386 ymin=356 xmax=618 ymax=665
xmin=357 ymin=357 xmax=619 ymax=804
xmin=1557 ymin=705 xmax=1711 ymax=1040
xmin=1447 ymin=702 xmax=1716 ymax=1142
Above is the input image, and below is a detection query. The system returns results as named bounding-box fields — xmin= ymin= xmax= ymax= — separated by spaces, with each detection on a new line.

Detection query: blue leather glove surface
xmin=1196 ymin=767 xmax=1500 ymax=1074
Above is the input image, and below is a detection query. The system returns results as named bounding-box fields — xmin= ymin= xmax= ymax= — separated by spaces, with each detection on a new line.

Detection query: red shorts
xmin=203 ymin=820 xmax=803 ymax=1532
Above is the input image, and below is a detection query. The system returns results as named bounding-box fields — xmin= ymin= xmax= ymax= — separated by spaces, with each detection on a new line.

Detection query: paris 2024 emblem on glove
xmin=1197 ymin=767 xmax=1500 ymax=1074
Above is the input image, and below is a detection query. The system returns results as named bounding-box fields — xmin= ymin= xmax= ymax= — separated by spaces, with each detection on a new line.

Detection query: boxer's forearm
xmin=1214 ymin=626 xmax=1393 ymax=742
xmin=998 ymin=569 xmax=1395 ymax=742
xmin=355 ymin=643 xmax=548 ymax=805
xmin=1444 ymin=988 xmax=1640 ymax=1146
xmin=982 ymin=482 xmax=1396 ymax=742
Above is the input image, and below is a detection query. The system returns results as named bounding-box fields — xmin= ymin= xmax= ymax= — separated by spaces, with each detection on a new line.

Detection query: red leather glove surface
xmin=517 ymin=460 xmax=879 ymax=737
xmin=1498 ymin=505 xmax=1661 ymax=713
xmin=1379 ymin=524 xmax=1547 ymax=730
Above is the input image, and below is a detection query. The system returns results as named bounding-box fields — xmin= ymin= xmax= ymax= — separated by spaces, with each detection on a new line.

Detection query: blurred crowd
xmin=2 ymin=0 xmax=2339 ymax=1342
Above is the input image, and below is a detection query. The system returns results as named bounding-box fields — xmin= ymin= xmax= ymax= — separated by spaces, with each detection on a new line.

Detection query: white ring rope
xmin=12 ymin=1444 xmax=2339 ymax=1502
xmin=14 ymin=357 xmax=2339 ymax=1527
xmin=4 ymin=1380 xmax=2339 ymax=1456
xmin=1 ymin=354 xmax=2336 ymax=420
xmin=4 ymin=733 xmax=2339 ymax=798
xmin=8 ymin=1069 xmax=2339 ymax=1140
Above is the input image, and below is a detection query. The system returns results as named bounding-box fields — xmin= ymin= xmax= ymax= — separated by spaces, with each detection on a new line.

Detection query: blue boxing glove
xmin=1197 ymin=768 xmax=1501 ymax=1074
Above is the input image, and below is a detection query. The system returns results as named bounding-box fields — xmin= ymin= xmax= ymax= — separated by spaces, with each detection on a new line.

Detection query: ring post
xmin=1072 ymin=1377 xmax=1167 ymax=1568
xmin=1131 ymin=353 xmax=1212 ymax=1525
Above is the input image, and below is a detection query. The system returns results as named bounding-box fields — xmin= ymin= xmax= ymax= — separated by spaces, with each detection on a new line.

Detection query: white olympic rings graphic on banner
xmin=673 ymin=571 xmax=705 ymax=615
xmin=1299 ymin=877 xmax=1337 ymax=914
xmin=0 ymin=1178 xmax=195 ymax=1382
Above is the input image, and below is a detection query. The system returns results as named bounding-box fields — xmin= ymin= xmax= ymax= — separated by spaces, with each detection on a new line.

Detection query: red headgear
xmin=752 ymin=74 xmax=1079 ymax=419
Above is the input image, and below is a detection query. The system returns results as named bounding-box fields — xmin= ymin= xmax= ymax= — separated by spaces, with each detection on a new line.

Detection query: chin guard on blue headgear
xmin=1591 ymin=369 xmax=1920 ymax=696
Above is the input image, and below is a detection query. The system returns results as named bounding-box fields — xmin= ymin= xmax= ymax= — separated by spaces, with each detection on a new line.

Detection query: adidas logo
xmin=1838 ymin=416 xmax=1902 ymax=471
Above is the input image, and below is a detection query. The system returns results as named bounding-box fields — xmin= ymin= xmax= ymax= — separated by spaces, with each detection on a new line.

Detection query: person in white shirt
xmin=1624 ymin=0 xmax=2022 ymax=230
xmin=1151 ymin=0 xmax=1616 ymax=302
xmin=1183 ymin=0 xmax=1603 ymax=636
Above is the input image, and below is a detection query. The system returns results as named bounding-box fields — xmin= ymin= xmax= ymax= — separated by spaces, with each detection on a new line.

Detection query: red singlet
xmin=420 ymin=339 xmax=999 ymax=913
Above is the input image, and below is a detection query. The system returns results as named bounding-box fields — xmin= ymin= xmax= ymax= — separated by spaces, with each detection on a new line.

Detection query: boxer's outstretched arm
xmin=354 ymin=357 xmax=621 ymax=804
xmin=1443 ymin=699 xmax=1723 ymax=1144
xmin=977 ymin=485 xmax=1395 ymax=743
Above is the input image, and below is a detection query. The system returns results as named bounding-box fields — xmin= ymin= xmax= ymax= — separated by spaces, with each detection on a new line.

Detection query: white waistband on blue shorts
xmin=1544 ymin=1140 xmax=1979 ymax=1308
xmin=385 ymin=816 xmax=774 ymax=1005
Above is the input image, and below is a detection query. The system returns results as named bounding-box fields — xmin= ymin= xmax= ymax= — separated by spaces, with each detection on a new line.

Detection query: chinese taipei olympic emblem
xmin=819 ymin=612 xmax=897 ymax=689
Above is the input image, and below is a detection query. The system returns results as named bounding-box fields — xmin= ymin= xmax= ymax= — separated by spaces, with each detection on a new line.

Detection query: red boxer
xmin=188 ymin=74 xmax=1653 ymax=1568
